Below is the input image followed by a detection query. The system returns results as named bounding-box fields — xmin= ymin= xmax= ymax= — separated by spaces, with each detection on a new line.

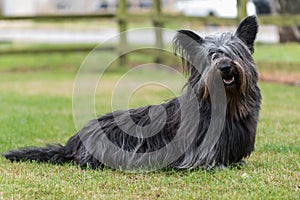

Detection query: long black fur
xmin=3 ymin=16 xmax=261 ymax=170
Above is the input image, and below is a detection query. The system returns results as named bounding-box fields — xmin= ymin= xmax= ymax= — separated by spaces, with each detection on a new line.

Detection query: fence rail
xmin=0 ymin=13 xmax=115 ymax=20
xmin=0 ymin=12 xmax=299 ymax=26
xmin=0 ymin=0 xmax=299 ymax=65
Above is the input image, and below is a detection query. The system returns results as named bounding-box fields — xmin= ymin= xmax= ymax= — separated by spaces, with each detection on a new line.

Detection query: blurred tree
xmin=273 ymin=0 xmax=300 ymax=42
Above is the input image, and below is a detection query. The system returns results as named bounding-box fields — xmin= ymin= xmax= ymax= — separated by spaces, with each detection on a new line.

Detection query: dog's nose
xmin=219 ymin=63 xmax=232 ymax=74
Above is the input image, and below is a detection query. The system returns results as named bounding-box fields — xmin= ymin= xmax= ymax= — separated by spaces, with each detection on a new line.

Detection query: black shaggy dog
xmin=3 ymin=16 xmax=261 ymax=171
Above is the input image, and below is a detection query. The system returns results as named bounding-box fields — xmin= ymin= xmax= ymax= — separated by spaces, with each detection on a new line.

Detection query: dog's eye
xmin=216 ymin=49 xmax=223 ymax=54
xmin=212 ymin=54 xmax=221 ymax=60
xmin=217 ymin=49 xmax=230 ymax=58
xmin=208 ymin=50 xmax=215 ymax=57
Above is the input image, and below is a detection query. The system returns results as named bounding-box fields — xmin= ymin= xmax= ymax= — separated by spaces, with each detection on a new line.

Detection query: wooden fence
xmin=0 ymin=0 xmax=300 ymax=66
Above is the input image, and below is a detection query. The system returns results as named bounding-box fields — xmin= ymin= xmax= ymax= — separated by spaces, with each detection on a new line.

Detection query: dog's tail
xmin=2 ymin=144 xmax=71 ymax=164
xmin=2 ymin=135 xmax=80 ymax=165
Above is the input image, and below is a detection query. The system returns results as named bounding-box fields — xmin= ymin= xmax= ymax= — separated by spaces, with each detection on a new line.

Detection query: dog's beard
xmin=199 ymin=60 xmax=250 ymax=120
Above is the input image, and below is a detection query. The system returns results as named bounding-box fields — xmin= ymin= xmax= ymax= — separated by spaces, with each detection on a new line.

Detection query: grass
xmin=0 ymin=44 xmax=299 ymax=199
xmin=0 ymin=42 xmax=300 ymax=72
xmin=1 ymin=72 xmax=299 ymax=199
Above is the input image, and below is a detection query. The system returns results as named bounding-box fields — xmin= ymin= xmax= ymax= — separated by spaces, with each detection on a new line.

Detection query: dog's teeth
xmin=223 ymin=77 xmax=235 ymax=85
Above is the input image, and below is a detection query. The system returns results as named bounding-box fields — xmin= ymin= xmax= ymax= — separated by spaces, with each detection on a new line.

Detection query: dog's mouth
xmin=223 ymin=76 xmax=235 ymax=86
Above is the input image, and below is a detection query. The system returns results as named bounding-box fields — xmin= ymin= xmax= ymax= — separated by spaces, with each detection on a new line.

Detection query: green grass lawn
xmin=0 ymin=42 xmax=299 ymax=73
xmin=0 ymin=44 xmax=299 ymax=199
xmin=0 ymin=70 xmax=299 ymax=199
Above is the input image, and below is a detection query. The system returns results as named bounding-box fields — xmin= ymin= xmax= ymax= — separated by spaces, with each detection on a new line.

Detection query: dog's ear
xmin=172 ymin=30 xmax=204 ymax=65
xmin=173 ymin=30 xmax=204 ymax=52
xmin=235 ymin=15 xmax=258 ymax=54
xmin=176 ymin=30 xmax=203 ymax=43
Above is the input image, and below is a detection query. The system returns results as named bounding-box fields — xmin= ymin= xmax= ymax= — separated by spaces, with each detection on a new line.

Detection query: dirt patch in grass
xmin=259 ymin=71 xmax=300 ymax=86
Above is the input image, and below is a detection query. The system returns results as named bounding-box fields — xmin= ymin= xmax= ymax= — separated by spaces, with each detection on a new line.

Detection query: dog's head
xmin=173 ymin=16 xmax=260 ymax=119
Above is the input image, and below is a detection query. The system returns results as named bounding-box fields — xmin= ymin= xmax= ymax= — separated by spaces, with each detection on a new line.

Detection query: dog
xmin=3 ymin=16 xmax=261 ymax=171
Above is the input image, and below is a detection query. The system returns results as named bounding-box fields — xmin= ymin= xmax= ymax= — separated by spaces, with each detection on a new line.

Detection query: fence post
xmin=237 ymin=0 xmax=248 ymax=21
xmin=117 ymin=0 xmax=128 ymax=66
xmin=153 ymin=0 xmax=163 ymax=63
